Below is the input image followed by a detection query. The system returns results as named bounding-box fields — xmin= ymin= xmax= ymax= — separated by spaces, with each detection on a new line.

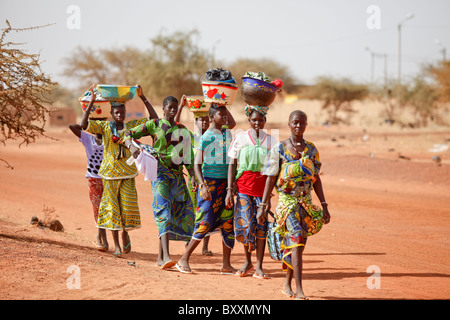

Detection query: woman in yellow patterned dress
xmin=82 ymin=84 xmax=158 ymax=257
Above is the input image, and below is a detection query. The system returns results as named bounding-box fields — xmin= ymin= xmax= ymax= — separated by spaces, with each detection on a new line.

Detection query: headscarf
xmin=244 ymin=105 xmax=269 ymax=117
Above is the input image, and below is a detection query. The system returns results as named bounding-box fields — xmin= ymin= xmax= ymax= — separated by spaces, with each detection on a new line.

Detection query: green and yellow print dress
xmin=264 ymin=140 xmax=325 ymax=270
xmin=86 ymin=119 xmax=147 ymax=231
xmin=125 ymin=119 xmax=195 ymax=241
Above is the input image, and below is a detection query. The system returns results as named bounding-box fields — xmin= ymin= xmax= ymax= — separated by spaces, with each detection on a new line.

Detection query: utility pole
xmin=397 ymin=13 xmax=414 ymax=85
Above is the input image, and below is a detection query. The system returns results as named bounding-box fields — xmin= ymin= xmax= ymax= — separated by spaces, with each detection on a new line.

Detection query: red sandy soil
xmin=0 ymin=123 xmax=449 ymax=300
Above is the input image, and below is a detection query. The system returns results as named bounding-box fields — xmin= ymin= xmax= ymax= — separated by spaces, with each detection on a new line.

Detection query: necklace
xmin=289 ymin=137 xmax=304 ymax=154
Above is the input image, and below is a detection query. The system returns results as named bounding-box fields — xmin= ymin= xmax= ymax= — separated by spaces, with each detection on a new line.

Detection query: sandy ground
xmin=1 ymin=101 xmax=449 ymax=301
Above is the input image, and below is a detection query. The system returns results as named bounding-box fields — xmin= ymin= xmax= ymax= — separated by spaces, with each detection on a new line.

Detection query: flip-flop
xmin=252 ymin=272 xmax=271 ymax=280
xmin=220 ymin=270 xmax=238 ymax=276
xmin=160 ymin=260 xmax=176 ymax=270
xmin=112 ymin=252 xmax=122 ymax=258
xmin=237 ymin=265 xmax=254 ymax=277
xmin=175 ymin=263 xmax=193 ymax=274
xmin=122 ymin=236 xmax=131 ymax=254
xmin=202 ymin=250 xmax=214 ymax=256
xmin=281 ymin=290 xmax=295 ymax=298
xmin=92 ymin=241 xmax=107 ymax=252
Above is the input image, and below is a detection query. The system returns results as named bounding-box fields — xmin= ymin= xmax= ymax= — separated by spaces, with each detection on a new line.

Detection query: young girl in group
xmin=124 ymin=96 xmax=196 ymax=270
xmin=175 ymin=96 xmax=236 ymax=256
xmin=176 ymin=104 xmax=236 ymax=275
xmin=226 ymin=105 xmax=277 ymax=279
xmin=257 ymin=110 xmax=331 ymax=300
xmin=69 ymin=85 xmax=107 ymax=251
xmin=82 ymin=84 xmax=159 ymax=257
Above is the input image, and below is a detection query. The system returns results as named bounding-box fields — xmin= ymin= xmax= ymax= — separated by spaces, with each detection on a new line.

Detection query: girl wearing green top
xmin=125 ymin=96 xmax=196 ymax=270
xmin=226 ymin=107 xmax=277 ymax=279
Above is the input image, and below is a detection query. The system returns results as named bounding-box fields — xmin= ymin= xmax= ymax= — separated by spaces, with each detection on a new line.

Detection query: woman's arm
xmin=313 ymin=175 xmax=330 ymax=224
xmin=80 ymin=84 xmax=96 ymax=130
xmin=194 ymin=150 xmax=211 ymax=201
xmin=68 ymin=124 xmax=82 ymax=138
xmin=175 ymin=95 xmax=186 ymax=124
xmin=136 ymin=84 xmax=158 ymax=120
xmin=225 ymin=108 xmax=236 ymax=129
xmin=225 ymin=158 xmax=237 ymax=208
xmin=256 ymin=175 xmax=277 ymax=225
xmin=122 ymin=121 xmax=152 ymax=158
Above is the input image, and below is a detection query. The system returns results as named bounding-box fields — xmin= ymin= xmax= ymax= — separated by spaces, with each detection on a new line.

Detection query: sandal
xmin=122 ymin=235 xmax=131 ymax=254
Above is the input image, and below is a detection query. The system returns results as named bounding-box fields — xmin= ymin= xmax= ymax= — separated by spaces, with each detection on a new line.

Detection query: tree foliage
xmin=0 ymin=20 xmax=57 ymax=168
xmin=383 ymin=77 xmax=440 ymax=127
xmin=61 ymin=29 xmax=301 ymax=104
xmin=134 ymin=29 xmax=212 ymax=102
xmin=62 ymin=45 xmax=142 ymax=90
xmin=303 ymin=76 xmax=368 ymax=124
xmin=427 ymin=60 xmax=450 ymax=103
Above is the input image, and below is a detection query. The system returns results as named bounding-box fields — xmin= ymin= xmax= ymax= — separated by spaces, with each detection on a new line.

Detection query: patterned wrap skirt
xmin=275 ymin=193 xmax=324 ymax=270
xmin=151 ymin=165 xmax=195 ymax=241
xmin=87 ymin=177 xmax=103 ymax=223
xmin=234 ymin=193 xmax=267 ymax=252
xmin=192 ymin=177 xmax=235 ymax=249
xmin=97 ymin=177 xmax=141 ymax=231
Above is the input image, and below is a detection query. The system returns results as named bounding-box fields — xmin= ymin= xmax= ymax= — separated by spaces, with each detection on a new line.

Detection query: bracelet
xmin=226 ymin=187 xmax=234 ymax=191
xmin=258 ymin=203 xmax=268 ymax=207
xmin=321 ymin=201 xmax=328 ymax=206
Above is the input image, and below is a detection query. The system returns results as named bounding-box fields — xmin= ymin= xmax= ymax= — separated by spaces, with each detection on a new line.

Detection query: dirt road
xmin=1 ymin=123 xmax=449 ymax=300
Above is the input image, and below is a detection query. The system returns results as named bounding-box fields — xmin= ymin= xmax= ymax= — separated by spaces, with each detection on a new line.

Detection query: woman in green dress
xmin=124 ymin=96 xmax=196 ymax=269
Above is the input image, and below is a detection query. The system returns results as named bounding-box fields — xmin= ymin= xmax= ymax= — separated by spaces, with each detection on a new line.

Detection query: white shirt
xmin=79 ymin=131 xmax=104 ymax=179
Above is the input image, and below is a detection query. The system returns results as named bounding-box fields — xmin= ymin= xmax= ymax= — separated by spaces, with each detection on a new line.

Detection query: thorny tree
xmin=0 ymin=20 xmax=56 ymax=168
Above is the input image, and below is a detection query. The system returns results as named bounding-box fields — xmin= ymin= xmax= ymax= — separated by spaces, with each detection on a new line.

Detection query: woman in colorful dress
xmin=257 ymin=110 xmax=331 ymax=300
xmin=225 ymin=105 xmax=277 ymax=279
xmin=176 ymin=104 xmax=236 ymax=275
xmin=125 ymin=96 xmax=196 ymax=270
xmin=175 ymin=96 xmax=236 ymax=256
xmin=82 ymin=84 xmax=159 ymax=257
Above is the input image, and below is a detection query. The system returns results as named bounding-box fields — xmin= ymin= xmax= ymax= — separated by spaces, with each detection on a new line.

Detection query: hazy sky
xmin=1 ymin=0 xmax=449 ymax=89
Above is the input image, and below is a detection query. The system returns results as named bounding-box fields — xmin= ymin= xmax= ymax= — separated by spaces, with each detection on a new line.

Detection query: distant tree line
xmin=59 ymin=29 xmax=297 ymax=106
xmin=58 ymin=29 xmax=450 ymax=128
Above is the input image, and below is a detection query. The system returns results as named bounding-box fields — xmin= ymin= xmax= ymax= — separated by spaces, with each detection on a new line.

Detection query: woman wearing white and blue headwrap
xmin=226 ymin=105 xmax=277 ymax=279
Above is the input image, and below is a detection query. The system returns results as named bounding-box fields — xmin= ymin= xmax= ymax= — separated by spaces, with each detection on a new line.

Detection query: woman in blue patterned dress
xmin=124 ymin=96 xmax=196 ymax=270
xmin=176 ymin=104 xmax=236 ymax=275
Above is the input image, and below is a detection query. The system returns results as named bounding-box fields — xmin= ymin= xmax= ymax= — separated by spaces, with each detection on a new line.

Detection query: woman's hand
xmin=200 ymin=183 xmax=211 ymax=201
xmin=190 ymin=175 xmax=198 ymax=193
xmin=89 ymin=84 xmax=97 ymax=101
xmin=225 ymin=188 xmax=234 ymax=208
xmin=136 ymin=84 xmax=144 ymax=98
xmin=322 ymin=205 xmax=330 ymax=224
xmin=256 ymin=206 xmax=266 ymax=225
xmin=179 ymin=95 xmax=187 ymax=108
xmin=129 ymin=145 xmax=141 ymax=159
